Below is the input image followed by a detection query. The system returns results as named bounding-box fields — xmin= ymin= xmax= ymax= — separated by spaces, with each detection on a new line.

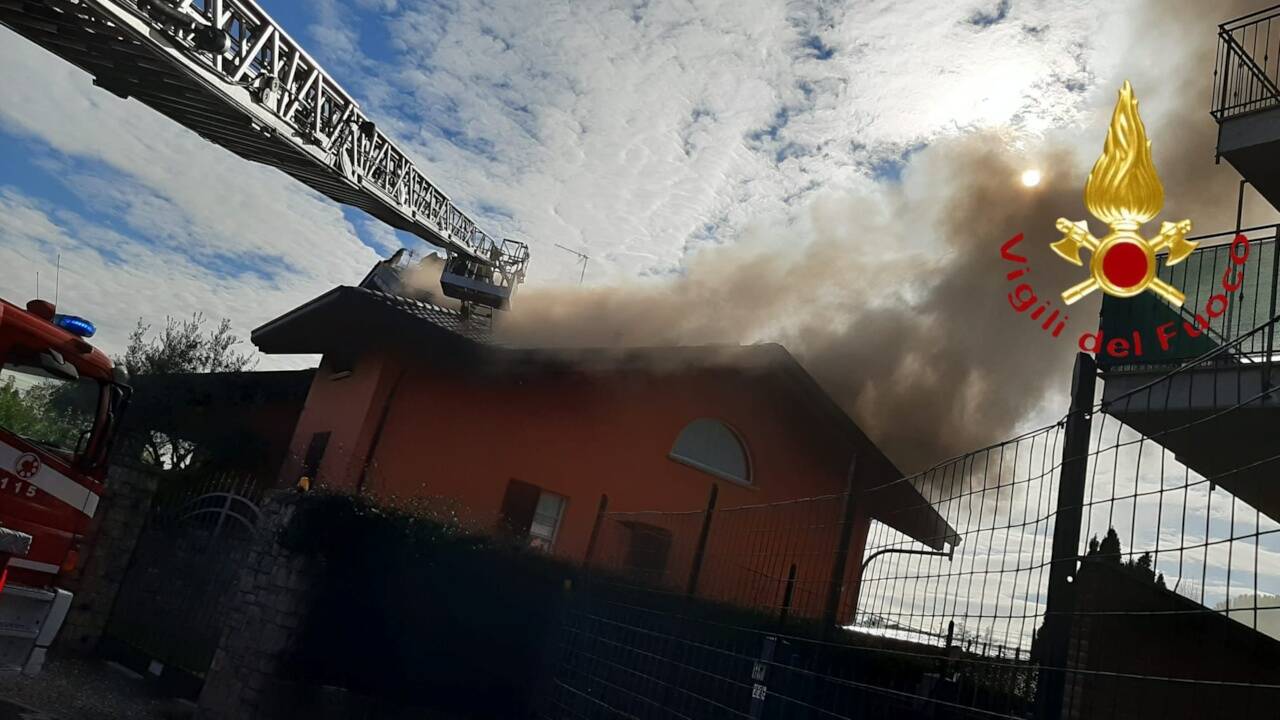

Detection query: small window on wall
xmin=500 ymin=479 xmax=567 ymax=551
xmin=328 ymin=352 xmax=356 ymax=379
xmin=669 ymin=418 xmax=751 ymax=485
xmin=529 ymin=492 xmax=567 ymax=550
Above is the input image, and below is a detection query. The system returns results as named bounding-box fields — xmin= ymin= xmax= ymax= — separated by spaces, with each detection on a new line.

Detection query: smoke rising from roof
xmin=403 ymin=253 xmax=461 ymax=311
xmin=496 ymin=0 xmax=1276 ymax=474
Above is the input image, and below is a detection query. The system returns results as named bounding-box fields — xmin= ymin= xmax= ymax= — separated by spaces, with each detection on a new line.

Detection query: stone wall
xmin=197 ymin=492 xmax=319 ymax=720
xmin=56 ymin=464 xmax=161 ymax=654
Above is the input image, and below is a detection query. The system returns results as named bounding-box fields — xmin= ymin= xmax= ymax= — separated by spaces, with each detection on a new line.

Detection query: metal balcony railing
xmin=1099 ymin=225 xmax=1280 ymax=370
xmin=1213 ymin=5 xmax=1280 ymax=121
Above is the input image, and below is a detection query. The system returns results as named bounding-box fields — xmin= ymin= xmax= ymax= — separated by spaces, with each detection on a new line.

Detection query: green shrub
xmin=279 ymin=492 xmax=578 ymax=718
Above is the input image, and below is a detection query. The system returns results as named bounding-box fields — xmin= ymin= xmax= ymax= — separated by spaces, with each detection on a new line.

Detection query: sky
xmin=859 ymin=417 xmax=1280 ymax=651
xmin=0 ymin=0 xmax=1111 ymax=363
xmin=0 ymin=0 xmax=1274 ymax=448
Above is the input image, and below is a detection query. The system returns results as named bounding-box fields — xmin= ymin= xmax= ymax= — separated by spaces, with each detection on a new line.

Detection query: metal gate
xmin=102 ymin=468 xmax=264 ymax=690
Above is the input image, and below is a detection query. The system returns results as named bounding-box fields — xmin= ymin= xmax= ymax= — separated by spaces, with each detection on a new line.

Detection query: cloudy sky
xmin=0 ymin=0 xmax=1273 ymax=454
xmin=1 ymin=0 xmax=1113 ymax=354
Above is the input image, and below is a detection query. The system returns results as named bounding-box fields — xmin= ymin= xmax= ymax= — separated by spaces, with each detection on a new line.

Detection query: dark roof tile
xmin=360 ymin=289 xmax=490 ymax=344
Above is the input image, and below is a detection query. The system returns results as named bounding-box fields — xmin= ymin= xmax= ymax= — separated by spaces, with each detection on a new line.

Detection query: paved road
xmin=0 ymin=697 xmax=57 ymax=720
xmin=0 ymin=659 xmax=171 ymax=720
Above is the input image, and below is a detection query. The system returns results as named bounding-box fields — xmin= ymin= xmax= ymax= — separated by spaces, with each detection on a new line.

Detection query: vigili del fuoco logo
xmin=1001 ymin=81 xmax=1250 ymax=360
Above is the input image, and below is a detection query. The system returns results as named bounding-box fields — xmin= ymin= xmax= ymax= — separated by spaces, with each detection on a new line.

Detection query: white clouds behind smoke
xmin=497 ymin=0 xmax=1280 ymax=472
xmin=307 ymin=0 xmax=1106 ymax=285
xmin=498 ymin=138 xmax=1092 ymax=471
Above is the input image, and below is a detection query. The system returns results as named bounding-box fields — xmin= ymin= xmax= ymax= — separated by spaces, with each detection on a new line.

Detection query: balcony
xmin=1214 ymin=5 xmax=1280 ymax=209
xmin=1099 ymin=226 xmax=1280 ymax=519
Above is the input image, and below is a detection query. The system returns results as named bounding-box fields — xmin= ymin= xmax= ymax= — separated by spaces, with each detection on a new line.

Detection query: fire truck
xmin=0 ymin=0 xmax=535 ymax=678
xmin=0 ymin=297 xmax=129 ymax=675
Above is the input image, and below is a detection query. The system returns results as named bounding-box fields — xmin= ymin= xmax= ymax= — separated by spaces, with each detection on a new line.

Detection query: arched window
xmin=669 ymin=418 xmax=751 ymax=485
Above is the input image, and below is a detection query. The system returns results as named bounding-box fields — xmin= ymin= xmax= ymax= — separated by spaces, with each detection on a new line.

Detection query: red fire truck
xmin=0 ymin=297 xmax=129 ymax=675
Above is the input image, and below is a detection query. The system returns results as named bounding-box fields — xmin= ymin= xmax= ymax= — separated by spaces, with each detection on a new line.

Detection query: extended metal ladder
xmin=0 ymin=0 xmax=529 ymax=304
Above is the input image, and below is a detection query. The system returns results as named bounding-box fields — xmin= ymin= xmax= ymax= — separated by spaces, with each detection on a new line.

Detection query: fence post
xmin=583 ymin=493 xmax=609 ymax=567
xmin=779 ymin=563 xmax=798 ymax=627
xmin=822 ymin=454 xmax=859 ymax=638
xmin=1218 ymin=33 xmax=1232 ymax=117
xmin=1265 ymin=227 xmax=1279 ymax=393
xmin=686 ymin=483 xmax=718 ymax=598
xmin=1035 ymin=352 xmax=1097 ymax=720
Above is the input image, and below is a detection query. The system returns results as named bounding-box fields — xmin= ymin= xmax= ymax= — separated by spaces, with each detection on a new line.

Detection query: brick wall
xmin=196 ymin=492 xmax=320 ymax=720
xmin=56 ymin=464 xmax=160 ymax=654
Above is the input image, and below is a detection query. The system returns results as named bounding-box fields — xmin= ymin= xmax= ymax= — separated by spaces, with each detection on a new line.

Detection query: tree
xmin=118 ymin=314 xmax=255 ymax=376
xmin=1086 ymin=528 xmax=1122 ymax=565
xmin=1097 ymin=528 xmax=1122 ymax=564
xmin=0 ymin=377 xmax=80 ymax=450
xmin=1085 ymin=528 xmax=1167 ymax=589
xmin=115 ymin=314 xmax=256 ymax=469
xmin=1135 ymin=552 xmax=1152 ymax=573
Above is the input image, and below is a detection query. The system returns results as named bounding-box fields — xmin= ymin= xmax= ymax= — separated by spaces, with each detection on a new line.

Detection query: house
xmin=250 ymin=259 xmax=957 ymax=620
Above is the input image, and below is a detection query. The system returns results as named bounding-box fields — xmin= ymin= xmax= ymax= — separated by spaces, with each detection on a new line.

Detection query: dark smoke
xmin=495 ymin=0 xmax=1277 ymax=474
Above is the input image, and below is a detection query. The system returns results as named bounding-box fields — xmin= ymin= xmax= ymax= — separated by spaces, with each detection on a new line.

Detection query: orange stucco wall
xmin=279 ymin=350 xmax=403 ymax=490
xmin=369 ymin=365 xmax=854 ymax=553
xmin=281 ymin=351 xmax=896 ymax=622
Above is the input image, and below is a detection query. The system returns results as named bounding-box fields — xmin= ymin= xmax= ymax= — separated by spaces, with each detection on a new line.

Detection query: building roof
xmin=252 ymin=286 xmax=489 ymax=355
xmin=252 ymin=286 xmax=960 ymax=549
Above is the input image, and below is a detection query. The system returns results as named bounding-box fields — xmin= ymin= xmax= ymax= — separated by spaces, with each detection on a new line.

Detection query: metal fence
xmin=583 ymin=492 xmax=851 ymax=623
xmin=1214 ymin=4 xmax=1280 ymax=121
xmin=544 ymin=312 xmax=1280 ymax=717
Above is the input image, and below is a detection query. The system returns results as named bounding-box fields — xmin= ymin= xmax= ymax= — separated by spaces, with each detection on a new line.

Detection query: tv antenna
xmin=554 ymin=243 xmax=590 ymax=285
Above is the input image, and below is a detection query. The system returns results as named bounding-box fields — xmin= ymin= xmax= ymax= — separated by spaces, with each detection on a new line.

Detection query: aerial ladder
xmin=0 ymin=0 xmax=531 ymax=317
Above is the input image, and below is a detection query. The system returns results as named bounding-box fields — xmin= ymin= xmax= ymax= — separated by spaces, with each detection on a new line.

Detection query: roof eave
xmin=251 ymin=286 xmax=483 ymax=357
xmin=771 ymin=350 xmax=961 ymax=550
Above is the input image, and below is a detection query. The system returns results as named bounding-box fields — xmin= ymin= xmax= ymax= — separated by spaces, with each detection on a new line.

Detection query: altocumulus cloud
xmin=0 ymin=23 xmax=380 ymax=367
xmin=0 ymin=0 xmax=1154 ymax=369
xmin=301 ymin=0 xmax=1104 ymax=282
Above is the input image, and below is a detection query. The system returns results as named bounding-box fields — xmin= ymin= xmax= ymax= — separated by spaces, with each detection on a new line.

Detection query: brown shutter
xmin=499 ymin=479 xmax=542 ymax=537
xmin=302 ymin=431 xmax=330 ymax=478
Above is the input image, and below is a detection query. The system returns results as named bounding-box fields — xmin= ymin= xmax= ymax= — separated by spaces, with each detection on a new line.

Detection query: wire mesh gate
xmin=102 ymin=467 xmax=265 ymax=690
xmin=543 ymin=235 xmax=1280 ymax=718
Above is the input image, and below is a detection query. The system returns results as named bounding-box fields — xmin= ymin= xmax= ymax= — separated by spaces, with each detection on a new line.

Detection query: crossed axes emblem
xmin=1051 ymin=217 xmax=1196 ymax=305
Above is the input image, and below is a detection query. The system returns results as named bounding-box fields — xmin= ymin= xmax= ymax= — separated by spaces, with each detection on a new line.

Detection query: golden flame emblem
xmin=1052 ymin=81 xmax=1196 ymax=305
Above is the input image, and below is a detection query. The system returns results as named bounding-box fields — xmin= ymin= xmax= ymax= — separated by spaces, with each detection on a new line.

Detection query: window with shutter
xmin=500 ymin=480 xmax=567 ymax=550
